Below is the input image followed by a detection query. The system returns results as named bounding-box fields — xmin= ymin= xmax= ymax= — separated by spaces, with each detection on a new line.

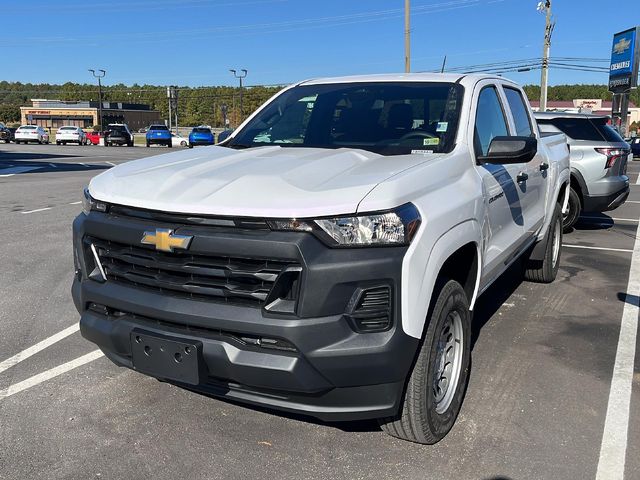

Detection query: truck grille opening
xmin=346 ymin=286 xmax=392 ymax=333
xmin=85 ymin=237 xmax=300 ymax=307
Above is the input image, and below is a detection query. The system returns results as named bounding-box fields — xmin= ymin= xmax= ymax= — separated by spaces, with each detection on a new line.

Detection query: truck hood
xmin=89 ymin=146 xmax=434 ymax=217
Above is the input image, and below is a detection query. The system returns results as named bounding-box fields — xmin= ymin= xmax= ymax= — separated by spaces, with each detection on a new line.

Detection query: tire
xmin=146 ymin=141 xmax=150 ymax=148
xmin=56 ymin=141 xmax=61 ymax=146
xmin=188 ymin=144 xmax=193 ymax=149
xmin=180 ymin=141 xmax=187 ymax=147
xmin=379 ymin=279 xmax=471 ymax=444
xmin=524 ymin=203 xmax=562 ymax=283
xmin=167 ymin=141 xmax=172 ymax=148
xmin=562 ymin=187 xmax=581 ymax=232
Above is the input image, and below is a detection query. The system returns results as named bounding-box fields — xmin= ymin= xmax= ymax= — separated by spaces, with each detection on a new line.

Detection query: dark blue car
xmin=189 ymin=126 xmax=215 ymax=148
xmin=630 ymin=137 xmax=640 ymax=158
xmin=146 ymin=124 xmax=172 ymax=147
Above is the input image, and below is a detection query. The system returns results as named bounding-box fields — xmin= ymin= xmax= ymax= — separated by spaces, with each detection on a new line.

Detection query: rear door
xmin=472 ymin=82 xmax=528 ymax=283
xmin=500 ymin=84 xmax=546 ymax=235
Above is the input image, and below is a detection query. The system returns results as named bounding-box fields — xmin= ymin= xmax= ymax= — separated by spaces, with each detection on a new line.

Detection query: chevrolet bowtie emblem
xmin=141 ymin=228 xmax=192 ymax=252
xmin=613 ymin=37 xmax=631 ymax=55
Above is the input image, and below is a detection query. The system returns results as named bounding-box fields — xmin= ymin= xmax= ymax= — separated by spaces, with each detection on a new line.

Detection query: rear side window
xmin=474 ymin=86 xmax=509 ymax=157
xmin=537 ymin=117 xmax=623 ymax=142
xmin=591 ymin=118 xmax=624 ymax=142
xmin=193 ymin=128 xmax=211 ymax=133
xmin=504 ymin=87 xmax=533 ymax=137
xmin=150 ymin=125 xmax=168 ymax=131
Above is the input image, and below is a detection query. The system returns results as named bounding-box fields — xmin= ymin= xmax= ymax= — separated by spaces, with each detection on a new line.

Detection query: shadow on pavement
xmin=0 ymin=158 xmax=111 ymax=175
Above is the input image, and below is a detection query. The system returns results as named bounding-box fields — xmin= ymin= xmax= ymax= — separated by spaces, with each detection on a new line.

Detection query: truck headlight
xmin=269 ymin=203 xmax=421 ymax=247
xmin=82 ymin=187 xmax=108 ymax=215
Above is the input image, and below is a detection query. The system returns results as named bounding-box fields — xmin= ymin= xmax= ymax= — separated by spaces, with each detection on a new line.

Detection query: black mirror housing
xmin=478 ymin=136 xmax=537 ymax=164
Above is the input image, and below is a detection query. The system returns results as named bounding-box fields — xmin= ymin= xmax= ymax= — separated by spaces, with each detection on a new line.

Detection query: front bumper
xmin=189 ymin=139 xmax=214 ymax=146
xmin=72 ymin=211 xmax=417 ymax=421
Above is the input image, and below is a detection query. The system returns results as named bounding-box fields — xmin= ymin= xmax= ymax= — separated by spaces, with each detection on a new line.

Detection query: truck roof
xmin=299 ymin=72 xmax=517 ymax=86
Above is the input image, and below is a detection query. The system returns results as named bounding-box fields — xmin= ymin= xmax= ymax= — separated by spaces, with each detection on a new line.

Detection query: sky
xmin=0 ymin=0 xmax=635 ymax=88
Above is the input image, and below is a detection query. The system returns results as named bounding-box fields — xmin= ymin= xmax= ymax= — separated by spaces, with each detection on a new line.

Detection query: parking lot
xmin=0 ymin=142 xmax=638 ymax=480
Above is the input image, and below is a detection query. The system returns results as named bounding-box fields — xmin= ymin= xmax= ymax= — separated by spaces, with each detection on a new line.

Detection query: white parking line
xmin=580 ymin=216 xmax=639 ymax=223
xmin=0 ymin=350 xmax=103 ymax=400
xmin=0 ymin=324 xmax=80 ymax=374
xmin=595 ymin=217 xmax=640 ymax=480
xmin=562 ymin=244 xmax=633 ymax=254
xmin=21 ymin=207 xmax=51 ymax=214
xmin=69 ymin=201 xmax=82 ymax=205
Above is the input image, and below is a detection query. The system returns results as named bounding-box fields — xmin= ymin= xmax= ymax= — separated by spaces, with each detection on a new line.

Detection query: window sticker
xmin=423 ymin=137 xmax=440 ymax=146
xmin=436 ymin=122 xmax=448 ymax=132
xmin=411 ymin=149 xmax=435 ymax=154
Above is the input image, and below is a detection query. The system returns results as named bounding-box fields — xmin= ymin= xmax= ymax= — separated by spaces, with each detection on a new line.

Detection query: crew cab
xmin=72 ymin=74 xmax=569 ymax=444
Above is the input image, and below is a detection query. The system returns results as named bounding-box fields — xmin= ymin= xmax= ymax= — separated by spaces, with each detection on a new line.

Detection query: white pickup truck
xmin=72 ymin=73 xmax=570 ymax=444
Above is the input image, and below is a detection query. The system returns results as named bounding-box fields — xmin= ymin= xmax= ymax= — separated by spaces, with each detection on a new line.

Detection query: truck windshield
xmin=228 ymin=82 xmax=464 ymax=156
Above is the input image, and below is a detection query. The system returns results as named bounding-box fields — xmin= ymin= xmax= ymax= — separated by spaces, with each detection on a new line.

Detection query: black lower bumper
xmin=147 ymin=138 xmax=170 ymax=145
xmin=583 ymin=184 xmax=630 ymax=213
xmin=72 ymin=212 xmax=418 ymax=421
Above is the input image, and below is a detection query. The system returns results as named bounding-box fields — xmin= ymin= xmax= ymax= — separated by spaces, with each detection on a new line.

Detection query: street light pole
xmin=229 ymin=69 xmax=248 ymax=125
xmin=404 ymin=0 xmax=411 ymax=73
xmin=89 ymin=69 xmax=106 ymax=129
xmin=537 ymin=1 xmax=554 ymax=112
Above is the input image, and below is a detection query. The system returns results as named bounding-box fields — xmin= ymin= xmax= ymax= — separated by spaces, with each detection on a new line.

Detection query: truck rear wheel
xmin=562 ymin=187 xmax=581 ymax=232
xmin=379 ymin=279 xmax=471 ymax=444
xmin=525 ymin=203 xmax=562 ymax=283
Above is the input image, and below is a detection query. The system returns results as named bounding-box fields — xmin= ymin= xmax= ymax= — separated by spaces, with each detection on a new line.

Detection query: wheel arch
xmin=401 ymin=219 xmax=482 ymax=339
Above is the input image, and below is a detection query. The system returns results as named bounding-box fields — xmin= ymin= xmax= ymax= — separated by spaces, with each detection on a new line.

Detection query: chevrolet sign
xmin=609 ymin=27 xmax=639 ymax=93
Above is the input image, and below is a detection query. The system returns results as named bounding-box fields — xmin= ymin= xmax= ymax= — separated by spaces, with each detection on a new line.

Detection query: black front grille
xmin=86 ymin=237 xmax=298 ymax=307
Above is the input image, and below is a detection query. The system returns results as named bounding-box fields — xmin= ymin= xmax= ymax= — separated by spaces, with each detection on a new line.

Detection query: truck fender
xmin=401 ymin=219 xmax=482 ymax=339
xmin=530 ymin=170 xmax=570 ymax=261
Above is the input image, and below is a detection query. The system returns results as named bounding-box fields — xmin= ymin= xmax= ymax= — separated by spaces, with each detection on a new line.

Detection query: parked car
xmin=0 ymin=122 xmax=14 ymax=143
xmin=56 ymin=126 xmax=87 ymax=145
xmin=14 ymin=125 xmax=49 ymax=144
xmin=145 ymin=124 xmax=172 ymax=148
xmin=74 ymin=74 xmax=570 ymax=445
xmin=138 ymin=127 xmax=148 ymax=133
xmin=188 ymin=126 xmax=215 ymax=147
xmin=536 ymin=113 xmax=630 ymax=231
xmin=85 ymin=130 xmax=101 ymax=145
xmin=629 ymin=137 xmax=640 ymax=158
xmin=104 ymin=124 xmax=133 ymax=147
xmin=172 ymin=133 xmax=188 ymax=147
xmin=216 ymin=129 xmax=233 ymax=143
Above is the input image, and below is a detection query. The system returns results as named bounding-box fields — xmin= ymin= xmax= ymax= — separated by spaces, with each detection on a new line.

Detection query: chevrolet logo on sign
xmin=141 ymin=228 xmax=192 ymax=252
xmin=613 ymin=37 xmax=631 ymax=55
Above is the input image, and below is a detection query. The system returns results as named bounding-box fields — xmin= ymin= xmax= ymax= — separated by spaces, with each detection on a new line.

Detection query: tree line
xmin=0 ymin=80 xmax=639 ymax=126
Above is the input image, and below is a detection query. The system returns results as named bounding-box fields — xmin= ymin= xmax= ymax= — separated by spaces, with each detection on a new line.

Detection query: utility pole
xmin=221 ymin=104 xmax=229 ymax=129
xmin=89 ymin=69 xmax=106 ymax=129
xmin=167 ymin=86 xmax=173 ymax=130
xmin=538 ymin=1 xmax=554 ymax=112
xmin=404 ymin=0 xmax=411 ymax=73
xmin=230 ymin=69 xmax=248 ymax=125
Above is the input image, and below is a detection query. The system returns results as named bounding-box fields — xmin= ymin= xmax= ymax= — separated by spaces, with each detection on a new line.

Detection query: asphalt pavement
xmin=0 ymin=142 xmax=638 ymax=480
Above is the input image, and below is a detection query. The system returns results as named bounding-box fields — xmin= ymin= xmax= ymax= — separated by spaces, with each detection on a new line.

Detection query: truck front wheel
xmin=379 ymin=279 xmax=471 ymax=444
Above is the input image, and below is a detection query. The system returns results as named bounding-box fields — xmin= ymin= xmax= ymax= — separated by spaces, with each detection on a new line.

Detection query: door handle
xmin=517 ymin=172 xmax=529 ymax=183
xmin=540 ymin=162 xmax=549 ymax=171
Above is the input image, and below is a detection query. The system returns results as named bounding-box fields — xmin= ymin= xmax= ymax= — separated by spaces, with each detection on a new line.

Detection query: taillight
xmin=595 ymin=148 xmax=628 ymax=169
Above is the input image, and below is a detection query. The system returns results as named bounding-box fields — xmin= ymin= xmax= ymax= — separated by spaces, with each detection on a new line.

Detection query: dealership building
xmin=20 ymin=99 xmax=161 ymax=130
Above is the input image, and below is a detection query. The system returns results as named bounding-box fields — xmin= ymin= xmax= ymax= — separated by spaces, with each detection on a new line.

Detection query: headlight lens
xmin=82 ymin=187 xmax=108 ymax=215
xmin=270 ymin=203 xmax=421 ymax=247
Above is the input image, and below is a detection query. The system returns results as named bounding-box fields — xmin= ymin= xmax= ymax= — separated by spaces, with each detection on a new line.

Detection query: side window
xmin=474 ymin=86 xmax=509 ymax=157
xmin=504 ymin=87 xmax=533 ymax=137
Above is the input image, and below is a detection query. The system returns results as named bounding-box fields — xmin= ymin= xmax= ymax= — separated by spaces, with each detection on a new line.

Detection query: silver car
xmin=535 ymin=112 xmax=630 ymax=230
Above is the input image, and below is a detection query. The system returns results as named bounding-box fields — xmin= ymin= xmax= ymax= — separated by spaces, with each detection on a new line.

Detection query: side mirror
xmin=478 ymin=136 xmax=537 ymax=164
